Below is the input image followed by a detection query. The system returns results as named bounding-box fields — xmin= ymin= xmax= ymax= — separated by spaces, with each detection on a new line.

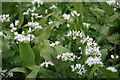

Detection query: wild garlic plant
xmin=1 ymin=1 xmax=120 ymax=79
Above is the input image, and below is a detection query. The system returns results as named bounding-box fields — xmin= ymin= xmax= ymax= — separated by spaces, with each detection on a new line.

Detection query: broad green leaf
xmin=55 ymin=45 xmax=71 ymax=55
xmin=36 ymin=21 xmax=62 ymax=42
xmin=99 ymin=67 xmax=119 ymax=78
xmin=38 ymin=68 xmax=58 ymax=78
xmin=40 ymin=44 xmax=57 ymax=61
xmin=26 ymin=66 xmax=40 ymax=79
xmin=10 ymin=67 xmax=26 ymax=73
xmin=19 ymin=43 xmax=35 ymax=66
xmin=100 ymin=49 xmax=108 ymax=62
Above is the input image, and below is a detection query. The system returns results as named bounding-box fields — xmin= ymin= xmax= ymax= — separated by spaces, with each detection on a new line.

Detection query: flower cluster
xmin=107 ymin=66 xmax=117 ymax=72
xmin=82 ymin=36 xmax=103 ymax=67
xmin=40 ymin=61 xmax=54 ymax=68
xmin=32 ymin=0 xmax=43 ymax=5
xmin=71 ymin=64 xmax=86 ymax=75
xmin=57 ymin=52 xmax=80 ymax=61
xmin=1 ymin=69 xmax=13 ymax=78
xmin=27 ymin=21 xmax=43 ymax=30
xmin=0 ymin=14 xmax=10 ymax=23
xmin=23 ymin=7 xmax=36 ymax=15
xmin=67 ymin=30 xmax=84 ymax=40
xmin=85 ymin=37 xmax=101 ymax=57
xmin=62 ymin=13 xmax=70 ymax=20
xmin=9 ymin=20 xmax=19 ymax=32
xmin=14 ymin=32 xmax=35 ymax=43
xmin=85 ymin=57 xmax=103 ymax=67
xmin=49 ymin=41 xmax=60 ymax=47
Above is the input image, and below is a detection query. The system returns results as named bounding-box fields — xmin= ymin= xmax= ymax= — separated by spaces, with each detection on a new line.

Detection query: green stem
xmin=89 ymin=65 xmax=97 ymax=78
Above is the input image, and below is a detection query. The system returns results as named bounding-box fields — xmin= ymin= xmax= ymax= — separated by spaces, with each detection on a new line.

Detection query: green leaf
xmin=39 ymin=13 xmax=52 ymax=27
xmin=36 ymin=21 xmax=62 ymax=42
xmin=92 ymin=8 xmax=105 ymax=16
xmin=18 ymin=11 xmax=24 ymax=28
xmin=107 ymin=33 xmax=120 ymax=44
xmin=99 ymin=25 xmax=109 ymax=36
xmin=105 ymin=12 xmax=119 ymax=22
xmin=40 ymin=43 xmax=57 ymax=61
xmin=19 ymin=43 xmax=35 ymax=66
xmin=99 ymin=67 xmax=119 ymax=78
xmin=10 ymin=67 xmax=26 ymax=73
xmin=38 ymin=68 xmax=58 ymax=78
xmin=100 ymin=49 xmax=108 ymax=62
xmin=55 ymin=45 xmax=71 ymax=55
xmin=26 ymin=66 xmax=40 ymax=79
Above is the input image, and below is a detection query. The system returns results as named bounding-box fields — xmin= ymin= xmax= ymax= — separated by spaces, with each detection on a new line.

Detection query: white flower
xmin=45 ymin=9 xmax=48 ymax=14
xmin=31 ymin=13 xmax=43 ymax=18
xmin=49 ymin=5 xmax=57 ymax=9
xmin=85 ymin=56 xmax=103 ymax=67
xmin=48 ymin=21 xmax=53 ymax=24
xmin=32 ymin=0 xmax=43 ymax=5
xmin=79 ymin=47 xmax=81 ymax=50
xmin=0 ymin=31 xmax=4 ymax=36
xmin=57 ymin=52 xmax=80 ymax=61
xmin=107 ymin=67 xmax=117 ymax=72
xmin=15 ymin=20 xmax=19 ymax=26
xmin=40 ymin=61 xmax=54 ymax=68
xmin=71 ymin=64 xmax=86 ymax=75
xmin=106 ymin=0 xmax=116 ymax=5
xmin=8 ymin=72 xmax=13 ymax=77
xmin=62 ymin=13 xmax=70 ymax=20
xmin=71 ymin=11 xmax=80 ymax=16
xmin=116 ymin=55 xmax=119 ymax=59
xmin=111 ymin=55 xmax=114 ymax=59
xmin=67 ymin=30 xmax=83 ymax=40
xmin=10 ymin=23 xmax=14 ymax=28
xmin=67 ymin=23 xmax=70 ymax=27
xmin=49 ymin=41 xmax=60 ymax=47
xmin=23 ymin=7 xmax=36 ymax=15
xmin=0 ymin=14 xmax=10 ymax=22
xmin=83 ymin=23 xmax=90 ymax=28
xmin=27 ymin=22 xmax=42 ymax=30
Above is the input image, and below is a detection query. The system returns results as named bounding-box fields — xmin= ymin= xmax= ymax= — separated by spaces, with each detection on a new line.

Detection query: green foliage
xmin=1 ymin=1 xmax=120 ymax=79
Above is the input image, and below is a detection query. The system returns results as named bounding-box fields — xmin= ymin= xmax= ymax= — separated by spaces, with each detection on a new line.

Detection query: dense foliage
xmin=0 ymin=1 xmax=120 ymax=79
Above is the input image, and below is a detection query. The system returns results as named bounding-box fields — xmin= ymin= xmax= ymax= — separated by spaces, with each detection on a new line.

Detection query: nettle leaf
xmin=2 ymin=50 xmax=16 ymax=59
xmin=99 ymin=25 xmax=110 ymax=36
xmin=100 ymin=49 xmax=108 ymax=61
xmin=105 ymin=12 xmax=119 ymax=22
xmin=19 ymin=43 xmax=35 ymax=66
xmin=38 ymin=68 xmax=58 ymax=78
xmin=107 ymin=33 xmax=120 ymax=44
xmin=99 ymin=67 xmax=119 ymax=78
xmin=91 ymin=8 xmax=105 ymax=16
